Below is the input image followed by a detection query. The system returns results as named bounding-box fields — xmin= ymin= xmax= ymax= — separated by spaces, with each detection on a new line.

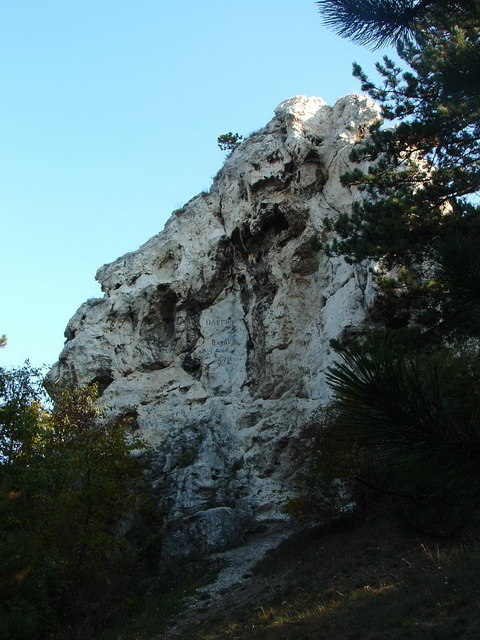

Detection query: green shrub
xmin=0 ymin=365 xmax=153 ymax=638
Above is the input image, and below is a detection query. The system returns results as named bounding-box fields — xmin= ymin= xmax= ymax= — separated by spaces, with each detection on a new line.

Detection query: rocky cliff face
xmin=48 ymin=95 xmax=380 ymax=561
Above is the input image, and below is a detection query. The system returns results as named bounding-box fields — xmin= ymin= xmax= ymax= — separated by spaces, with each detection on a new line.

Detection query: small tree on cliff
xmin=217 ymin=132 xmax=243 ymax=151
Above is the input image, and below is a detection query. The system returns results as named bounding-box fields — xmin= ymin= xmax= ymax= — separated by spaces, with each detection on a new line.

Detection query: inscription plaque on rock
xmin=198 ymin=317 xmax=240 ymax=366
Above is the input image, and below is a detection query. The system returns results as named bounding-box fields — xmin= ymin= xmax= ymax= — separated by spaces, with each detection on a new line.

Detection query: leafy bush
xmin=0 ymin=364 xmax=153 ymax=638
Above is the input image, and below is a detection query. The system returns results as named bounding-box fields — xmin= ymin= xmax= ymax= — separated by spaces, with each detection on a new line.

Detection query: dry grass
xmin=94 ymin=509 xmax=480 ymax=640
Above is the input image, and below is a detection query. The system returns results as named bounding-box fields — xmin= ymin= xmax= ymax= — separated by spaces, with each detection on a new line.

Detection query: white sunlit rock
xmin=47 ymin=94 xmax=381 ymax=562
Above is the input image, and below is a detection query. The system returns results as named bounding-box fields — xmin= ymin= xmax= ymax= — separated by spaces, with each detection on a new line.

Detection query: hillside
xmin=93 ymin=509 xmax=480 ymax=640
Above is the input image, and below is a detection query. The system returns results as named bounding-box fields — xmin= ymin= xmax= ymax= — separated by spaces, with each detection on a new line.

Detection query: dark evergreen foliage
xmin=316 ymin=0 xmax=480 ymax=543
xmin=217 ymin=132 xmax=243 ymax=151
xmin=323 ymin=0 xmax=480 ymax=336
xmin=316 ymin=0 xmax=435 ymax=48
xmin=327 ymin=336 xmax=480 ymax=544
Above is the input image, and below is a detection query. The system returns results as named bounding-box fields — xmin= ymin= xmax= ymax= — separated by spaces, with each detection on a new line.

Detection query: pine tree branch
xmin=316 ymin=0 xmax=438 ymax=48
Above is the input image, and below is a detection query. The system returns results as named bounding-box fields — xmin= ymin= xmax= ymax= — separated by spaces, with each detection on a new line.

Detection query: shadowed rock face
xmin=47 ymin=95 xmax=380 ymax=562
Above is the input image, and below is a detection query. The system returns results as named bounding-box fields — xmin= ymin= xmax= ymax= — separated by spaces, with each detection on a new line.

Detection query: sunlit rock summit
xmin=48 ymin=95 xmax=380 ymax=561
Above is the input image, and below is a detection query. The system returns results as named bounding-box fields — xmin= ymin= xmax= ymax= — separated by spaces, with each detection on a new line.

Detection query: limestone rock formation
xmin=47 ymin=95 xmax=380 ymax=562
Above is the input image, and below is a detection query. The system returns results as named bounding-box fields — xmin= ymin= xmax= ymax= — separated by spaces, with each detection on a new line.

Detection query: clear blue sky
xmin=1 ymin=0 xmax=391 ymax=370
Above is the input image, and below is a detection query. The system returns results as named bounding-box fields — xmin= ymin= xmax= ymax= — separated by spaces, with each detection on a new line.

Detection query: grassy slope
xmin=94 ymin=509 xmax=480 ymax=640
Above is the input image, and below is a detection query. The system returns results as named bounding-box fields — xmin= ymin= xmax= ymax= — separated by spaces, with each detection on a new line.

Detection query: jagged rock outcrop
xmin=47 ymin=95 xmax=380 ymax=562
